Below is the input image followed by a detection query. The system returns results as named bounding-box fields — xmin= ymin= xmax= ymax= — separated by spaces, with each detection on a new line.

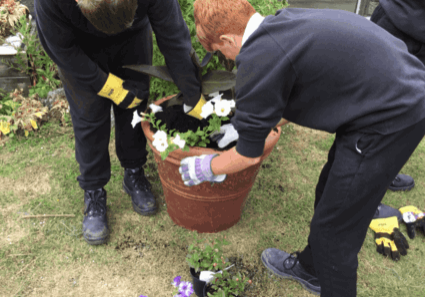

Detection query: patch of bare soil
xmin=0 ymin=165 xmax=52 ymax=248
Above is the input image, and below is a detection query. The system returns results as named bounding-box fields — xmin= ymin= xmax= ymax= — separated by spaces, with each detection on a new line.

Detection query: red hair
xmin=193 ymin=0 xmax=256 ymax=52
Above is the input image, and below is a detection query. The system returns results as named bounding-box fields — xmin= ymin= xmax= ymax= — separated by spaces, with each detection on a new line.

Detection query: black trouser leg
xmin=109 ymin=25 xmax=153 ymax=169
xmin=298 ymin=139 xmax=337 ymax=275
xmin=305 ymin=118 xmax=425 ymax=297
xmin=59 ymin=24 xmax=153 ymax=190
xmin=59 ymin=68 xmax=112 ymax=190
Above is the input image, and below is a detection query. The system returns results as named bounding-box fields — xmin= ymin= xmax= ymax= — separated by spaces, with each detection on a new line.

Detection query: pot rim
xmin=141 ymin=94 xmax=281 ymax=165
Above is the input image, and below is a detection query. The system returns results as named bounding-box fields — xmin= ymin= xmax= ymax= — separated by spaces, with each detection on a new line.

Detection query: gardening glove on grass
xmin=179 ymin=154 xmax=226 ymax=187
xmin=369 ymin=216 xmax=409 ymax=261
xmin=97 ymin=73 xmax=146 ymax=109
xmin=183 ymin=94 xmax=208 ymax=120
xmin=210 ymin=123 xmax=239 ymax=148
xmin=399 ymin=206 xmax=425 ymax=239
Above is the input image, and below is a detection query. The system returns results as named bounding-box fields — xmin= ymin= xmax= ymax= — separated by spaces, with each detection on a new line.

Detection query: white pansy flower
xmin=228 ymin=99 xmax=236 ymax=108
xmin=131 ymin=110 xmax=142 ymax=128
xmin=149 ymin=104 xmax=163 ymax=114
xmin=200 ymin=100 xmax=215 ymax=119
xmin=209 ymin=92 xmax=221 ymax=98
xmin=154 ymin=140 xmax=168 ymax=152
xmin=210 ymin=93 xmax=224 ymax=104
xmin=153 ymin=130 xmax=167 ymax=143
xmin=172 ymin=134 xmax=186 ymax=149
xmin=214 ymin=99 xmax=231 ymax=117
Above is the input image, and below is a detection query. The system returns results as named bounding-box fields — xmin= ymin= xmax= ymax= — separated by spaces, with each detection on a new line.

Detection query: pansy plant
xmin=186 ymin=233 xmax=231 ymax=274
xmin=133 ymin=92 xmax=234 ymax=160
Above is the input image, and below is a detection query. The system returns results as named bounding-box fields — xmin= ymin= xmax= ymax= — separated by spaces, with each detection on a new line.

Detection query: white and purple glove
xmin=209 ymin=123 xmax=239 ymax=148
xmin=179 ymin=154 xmax=227 ymax=187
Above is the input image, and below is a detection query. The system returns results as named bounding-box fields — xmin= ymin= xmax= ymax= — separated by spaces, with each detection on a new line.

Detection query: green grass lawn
xmin=0 ymin=118 xmax=424 ymax=297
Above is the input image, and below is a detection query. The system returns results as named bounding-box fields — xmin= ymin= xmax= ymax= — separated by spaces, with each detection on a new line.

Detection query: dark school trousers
xmin=297 ymin=117 xmax=425 ymax=297
xmin=370 ymin=3 xmax=425 ymax=65
xmin=58 ymin=24 xmax=153 ymax=191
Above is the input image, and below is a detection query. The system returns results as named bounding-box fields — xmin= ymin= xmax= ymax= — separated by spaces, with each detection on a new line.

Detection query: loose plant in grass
xmin=206 ymin=269 xmax=251 ymax=297
xmin=138 ymin=276 xmax=194 ymax=297
xmin=0 ymin=14 xmax=62 ymax=99
xmin=0 ymin=88 xmax=48 ymax=139
xmin=186 ymin=234 xmax=231 ymax=274
xmin=0 ymin=0 xmax=29 ymax=45
xmin=171 ymin=276 xmax=195 ymax=297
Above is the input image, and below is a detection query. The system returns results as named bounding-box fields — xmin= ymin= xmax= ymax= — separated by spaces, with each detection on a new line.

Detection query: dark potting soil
xmin=149 ymin=93 xmax=237 ymax=151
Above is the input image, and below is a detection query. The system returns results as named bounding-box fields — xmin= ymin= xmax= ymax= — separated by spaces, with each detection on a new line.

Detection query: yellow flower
xmin=34 ymin=112 xmax=43 ymax=119
xmin=25 ymin=130 xmax=29 ymax=137
xmin=30 ymin=119 xmax=38 ymax=130
xmin=0 ymin=121 xmax=10 ymax=135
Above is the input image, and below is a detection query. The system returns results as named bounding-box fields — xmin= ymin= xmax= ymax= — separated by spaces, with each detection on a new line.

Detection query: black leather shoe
xmin=123 ymin=167 xmax=157 ymax=216
xmin=261 ymin=248 xmax=320 ymax=295
xmin=388 ymin=174 xmax=415 ymax=192
xmin=373 ymin=203 xmax=403 ymax=222
xmin=83 ymin=188 xmax=109 ymax=245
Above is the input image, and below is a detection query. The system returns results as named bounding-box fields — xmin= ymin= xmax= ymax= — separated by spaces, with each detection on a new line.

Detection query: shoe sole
xmin=83 ymin=235 xmax=109 ymax=245
xmin=123 ymin=181 xmax=158 ymax=216
xmin=261 ymin=253 xmax=320 ymax=296
xmin=388 ymin=182 xmax=415 ymax=192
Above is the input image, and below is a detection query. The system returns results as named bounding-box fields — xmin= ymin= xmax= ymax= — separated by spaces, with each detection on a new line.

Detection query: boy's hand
xmin=97 ymin=73 xmax=146 ymax=109
xmin=179 ymin=154 xmax=227 ymax=186
xmin=210 ymin=123 xmax=239 ymax=148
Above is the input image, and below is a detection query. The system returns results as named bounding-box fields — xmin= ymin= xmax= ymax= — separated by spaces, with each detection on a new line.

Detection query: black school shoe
xmin=123 ymin=167 xmax=158 ymax=216
xmin=261 ymin=248 xmax=321 ymax=296
xmin=83 ymin=188 xmax=109 ymax=245
xmin=388 ymin=174 xmax=415 ymax=192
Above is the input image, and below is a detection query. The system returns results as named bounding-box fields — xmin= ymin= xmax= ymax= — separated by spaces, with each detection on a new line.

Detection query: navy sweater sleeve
xmin=232 ymin=27 xmax=296 ymax=158
xmin=147 ymin=0 xmax=201 ymax=106
xmin=34 ymin=0 xmax=109 ymax=93
xmin=380 ymin=0 xmax=425 ymax=43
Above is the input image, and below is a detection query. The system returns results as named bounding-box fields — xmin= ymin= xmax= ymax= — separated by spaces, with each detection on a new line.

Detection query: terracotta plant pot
xmin=141 ymin=94 xmax=281 ymax=233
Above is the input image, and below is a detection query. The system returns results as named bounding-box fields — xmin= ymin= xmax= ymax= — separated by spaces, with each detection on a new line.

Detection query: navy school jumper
xmin=233 ymin=8 xmax=425 ymax=158
xmin=379 ymin=0 xmax=425 ymax=44
xmin=371 ymin=1 xmax=425 ymax=65
xmin=34 ymin=0 xmax=201 ymax=106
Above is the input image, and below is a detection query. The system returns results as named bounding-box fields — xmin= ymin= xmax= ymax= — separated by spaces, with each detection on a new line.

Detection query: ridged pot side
xmin=141 ymin=94 xmax=281 ymax=233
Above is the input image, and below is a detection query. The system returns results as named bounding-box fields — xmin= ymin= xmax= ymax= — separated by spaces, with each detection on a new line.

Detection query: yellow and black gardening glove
xmin=399 ymin=205 xmax=425 ymax=239
xmin=183 ymin=93 xmax=207 ymax=120
xmin=163 ymin=92 xmax=208 ymax=120
xmin=369 ymin=216 xmax=409 ymax=261
xmin=97 ymin=73 xmax=146 ymax=109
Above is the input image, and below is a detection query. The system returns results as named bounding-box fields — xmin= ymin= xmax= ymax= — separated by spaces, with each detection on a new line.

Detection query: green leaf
xmin=201 ymin=70 xmax=236 ymax=94
xmin=122 ymin=65 xmax=175 ymax=83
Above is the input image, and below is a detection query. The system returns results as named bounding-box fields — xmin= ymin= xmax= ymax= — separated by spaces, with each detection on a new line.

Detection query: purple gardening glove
xmin=179 ymin=154 xmax=227 ymax=187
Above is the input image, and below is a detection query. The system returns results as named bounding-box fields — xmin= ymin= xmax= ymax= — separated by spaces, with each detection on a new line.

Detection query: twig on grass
xmin=8 ymin=254 xmax=32 ymax=257
xmin=15 ymin=258 xmax=36 ymax=277
xmin=60 ymin=220 xmax=74 ymax=233
xmin=21 ymin=214 xmax=75 ymax=219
